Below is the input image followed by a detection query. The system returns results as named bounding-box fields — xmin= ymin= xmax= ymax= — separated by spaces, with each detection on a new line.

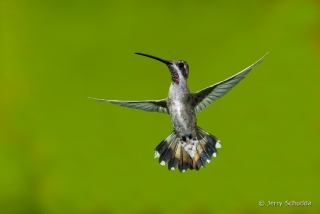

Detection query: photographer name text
xmin=259 ymin=200 xmax=312 ymax=207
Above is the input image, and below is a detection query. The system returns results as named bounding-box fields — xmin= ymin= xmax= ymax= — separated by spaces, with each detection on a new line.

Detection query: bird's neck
xmin=168 ymin=79 xmax=190 ymax=101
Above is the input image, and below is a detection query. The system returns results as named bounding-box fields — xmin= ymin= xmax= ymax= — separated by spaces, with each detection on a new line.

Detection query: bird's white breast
xmin=171 ymin=100 xmax=189 ymax=135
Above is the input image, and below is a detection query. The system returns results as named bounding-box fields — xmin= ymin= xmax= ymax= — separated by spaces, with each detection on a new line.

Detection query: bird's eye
xmin=178 ymin=62 xmax=184 ymax=68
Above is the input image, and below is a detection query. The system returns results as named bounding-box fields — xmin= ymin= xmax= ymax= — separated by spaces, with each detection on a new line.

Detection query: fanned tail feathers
xmin=155 ymin=127 xmax=221 ymax=172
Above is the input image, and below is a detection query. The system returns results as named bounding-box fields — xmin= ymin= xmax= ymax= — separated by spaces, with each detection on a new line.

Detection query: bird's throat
xmin=172 ymin=71 xmax=180 ymax=85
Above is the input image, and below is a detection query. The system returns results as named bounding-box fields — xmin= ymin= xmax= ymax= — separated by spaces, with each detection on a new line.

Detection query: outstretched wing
xmin=191 ymin=53 xmax=268 ymax=113
xmin=89 ymin=97 xmax=169 ymax=114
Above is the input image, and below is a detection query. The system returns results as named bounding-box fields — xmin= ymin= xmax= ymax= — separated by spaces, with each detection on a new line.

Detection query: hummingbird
xmin=90 ymin=52 xmax=267 ymax=173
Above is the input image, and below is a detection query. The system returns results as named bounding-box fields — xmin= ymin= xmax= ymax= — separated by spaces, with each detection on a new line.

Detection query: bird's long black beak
xmin=135 ymin=52 xmax=172 ymax=65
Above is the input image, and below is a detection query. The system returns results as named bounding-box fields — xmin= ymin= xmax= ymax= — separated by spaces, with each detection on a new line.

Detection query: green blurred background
xmin=1 ymin=0 xmax=319 ymax=213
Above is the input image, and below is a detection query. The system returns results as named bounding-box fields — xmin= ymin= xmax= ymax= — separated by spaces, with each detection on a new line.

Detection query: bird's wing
xmin=89 ymin=97 xmax=169 ymax=114
xmin=191 ymin=53 xmax=268 ymax=114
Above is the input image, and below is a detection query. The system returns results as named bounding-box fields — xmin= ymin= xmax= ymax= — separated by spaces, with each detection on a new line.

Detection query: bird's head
xmin=135 ymin=52 xmax=189 ymax=85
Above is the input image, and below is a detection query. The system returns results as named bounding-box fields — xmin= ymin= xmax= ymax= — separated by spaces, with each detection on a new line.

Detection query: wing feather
xmin=191 ymin=53 xmax=268 ymax=113
xmin=89 ymin=97 xmax=169 ymax=114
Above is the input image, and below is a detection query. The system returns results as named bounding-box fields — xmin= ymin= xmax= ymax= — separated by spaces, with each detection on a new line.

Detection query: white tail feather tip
xmin=154 ymin=151 xmax=160 ymax=158
xmin=213 ymin=153 xmax=217 ymax=157
xmin=160 ymin=161 xmax=165 ymax=165
xmin=207 ymin=159 xmax=211 ymax=163
xmin=171 ymin=167 xmax=175 ymax=170
xmin=216 ymin=141 xmax=222 ymax=148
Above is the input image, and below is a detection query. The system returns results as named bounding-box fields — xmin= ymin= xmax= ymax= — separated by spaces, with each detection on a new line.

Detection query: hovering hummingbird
xmin=90 ymin=52 xmax=267 ymax=172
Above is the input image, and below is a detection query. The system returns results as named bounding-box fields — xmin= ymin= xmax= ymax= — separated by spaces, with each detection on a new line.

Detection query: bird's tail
xmin=154 ymin=126 xmax=221 ymax=173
